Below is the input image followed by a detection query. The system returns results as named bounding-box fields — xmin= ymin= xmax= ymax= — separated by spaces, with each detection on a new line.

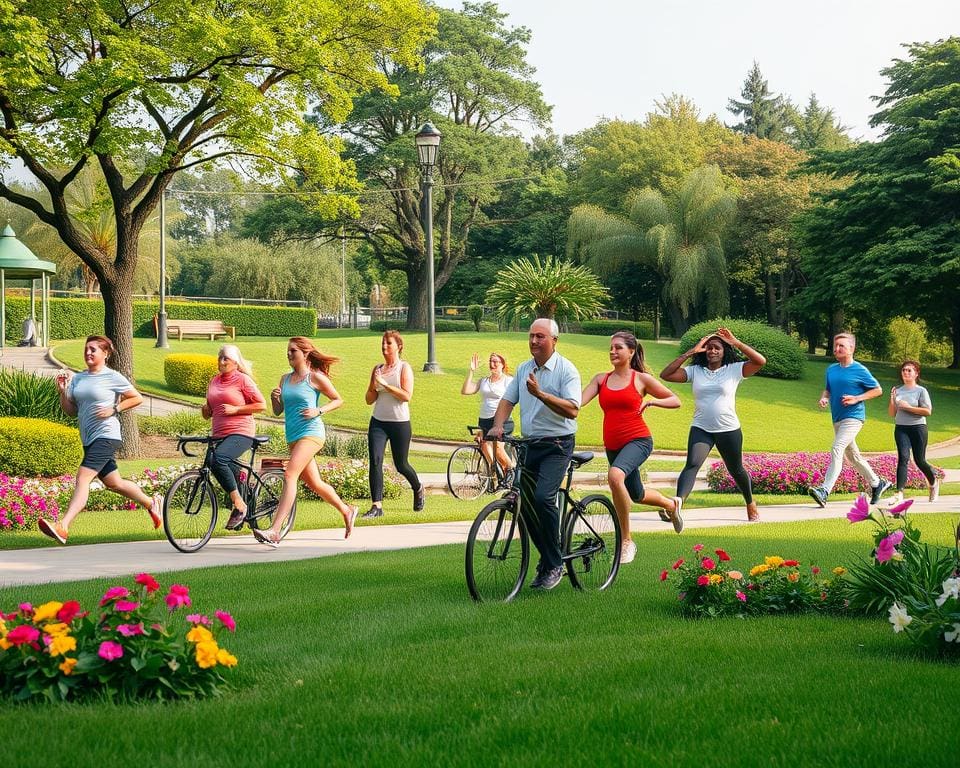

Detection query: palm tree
xmin=484 ymin=254 xmax=608 ymax=327
xmin=567 ymin=165 xmax=736 ymax=335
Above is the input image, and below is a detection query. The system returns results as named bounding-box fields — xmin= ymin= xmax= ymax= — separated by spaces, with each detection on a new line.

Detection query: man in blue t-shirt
xmin=808 ymin=332 xmax=890 ymax=507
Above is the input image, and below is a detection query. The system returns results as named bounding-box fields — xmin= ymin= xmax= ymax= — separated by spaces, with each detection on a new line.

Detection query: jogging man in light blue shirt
xmin=489 ymin=318 xmax=581 ymax=591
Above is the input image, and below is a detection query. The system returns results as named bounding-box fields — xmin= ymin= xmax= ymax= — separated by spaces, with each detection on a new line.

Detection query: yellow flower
xmin=708 ymin=573 xmax=724 ymax=585
xmin=216 ymin=648 xmax=238 ymax=668
xmin=787 ymin=572 xmax=800 ymax=583
xmin=32 ymin=601 xmax=63 ymax=623
xmin=750 ymin=564 xmax=770 ymax=577
xmin=186 ymin=625 xmax=214 ymax=644
xmin=765 ymin=556 xmax=785 ymax=568
xmin=832 ymin=566 xmax=847 ymax=576
xmin=48 ymin=634 xmax=77 ymax=657
xmin=195 ymin=640 xmax=220 ymax=669
xmin=0 ymin=638 xmax=10 ymax=651
xmin=59 ymin=658 xmax=78 ymax=675
xmin=43 ymin=622 xmax=70 ymax=637
xmin=727 ymin=570 xmax=743 ymax=580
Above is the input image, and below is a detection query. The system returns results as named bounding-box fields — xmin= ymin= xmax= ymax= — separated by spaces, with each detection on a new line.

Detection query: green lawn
xmin=54 ymin=332 xmax=960 ymax=452
xmin=2 ymin=515 xmax=958 ymax=767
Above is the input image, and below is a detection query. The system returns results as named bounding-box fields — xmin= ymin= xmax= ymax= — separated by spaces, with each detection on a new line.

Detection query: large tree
xmin=727 ymin=62 xmax=793 ymax=142
xmin=0 ymin=0 xmax=434 ymax=453
xmin=796 ymin=38 xmax=960 ymax=366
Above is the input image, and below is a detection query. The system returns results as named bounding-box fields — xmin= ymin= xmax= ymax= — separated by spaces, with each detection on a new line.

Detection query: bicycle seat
xmin=569 ymin=451 xmax=594 ymax=468
xmin=252 ymin=435 xmax=272 ymax=446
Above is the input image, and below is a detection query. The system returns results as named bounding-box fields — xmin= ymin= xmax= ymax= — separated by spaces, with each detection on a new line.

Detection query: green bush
xmin=163 ymin=354 xmax=219 ymax=396
xmin=678 ymin=319 xmax=805 ymax=380
xmin=307 ymin=457 xmax=402 ymax=500
xmin=577 ymin=320 xmax=656 ymax=339
xmin=321 ymin=433 xmax=368 ymax=459
xmin=0 ymin=417 xmax=82 ymax=476
xmin=368 ymin=319 xmax=498 ymax=333
xmin=467 ymin=305 xmax=484 ymax=332
xmin=0 ymin=369 xmax=75 ymax=425
xmin=138 ymin=411 xmax=209 ymax=437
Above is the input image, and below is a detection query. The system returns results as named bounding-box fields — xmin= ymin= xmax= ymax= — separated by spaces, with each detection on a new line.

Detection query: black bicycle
xmin=162 ymin=435 xmax=295 ymax=553
xmin=465 ymin=436 xmax=621 ymax=602
xmin=447 ymin=425 xmax=517 ymax=500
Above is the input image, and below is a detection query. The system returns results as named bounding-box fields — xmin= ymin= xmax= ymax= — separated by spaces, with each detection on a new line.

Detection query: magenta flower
xmin=6 ymin=624 xmax=40 ymax=646
xmin=117 ymin=623 xmax=145 ymax=637
xmin=135 ymin=573 xmax=161 ymax=593
xmin=692 ymin=544 xmax=704 ymax=552
xmin=18 ymin=602 xmax=33 ymax=616
xmin=99 ymin=586 xmax=130 ymax=606
xmin=215 ymin=610 xmax=236 ymax=632
xmin=847 ymin=495 xmax=871 ymax=523
xmin=736 ymin=590 xmax=747 ymax=602
xmin=701 ymin=557 xmax=716 ymax=570
xmin=696 ymin=575 xmax=709 ymax=586
xmin=888 ymin=498 xmax=914 ymax=518
xmin=876 ymin=530 xmax=906 ymax=563
xmin=98 ymin=640 xmax=124 ymax=661
xmin=164 ymin=584 xmax=191 ymax=611
xmin=114 ymin=600 xmax=140 ymax=613
xmin=186 ymin=614 xmax=210 ymax=626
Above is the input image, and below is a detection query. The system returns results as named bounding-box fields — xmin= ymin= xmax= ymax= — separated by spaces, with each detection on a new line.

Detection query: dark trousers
xmin=676 ymin=426 xmax=753 ymax=503
xmin=894 ymin=424 xmax=936 ymax=489
xmin=520 ymin=434 xmax=575 ymax=571
xmin=368 ymin=417 xmax=421 ymax=503
xmin=207 ymin=435 xmax=256 ymax=495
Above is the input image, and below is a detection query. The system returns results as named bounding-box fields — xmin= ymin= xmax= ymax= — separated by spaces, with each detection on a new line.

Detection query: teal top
xmin=282 ymin=373 xmax=326 ymax=444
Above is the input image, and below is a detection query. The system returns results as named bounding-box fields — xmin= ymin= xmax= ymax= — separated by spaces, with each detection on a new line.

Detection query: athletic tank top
xmin=599 ymin=370 xmax=651 ymax=450
xmin=282 ymin=373 xmax=326 ymax=443
xmin=372 ymin=363 xmax=410 ymax=423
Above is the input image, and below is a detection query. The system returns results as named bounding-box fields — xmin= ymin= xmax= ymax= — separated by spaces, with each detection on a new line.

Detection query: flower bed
xmin=0 ymin=473 xmax=61 ymax=530
xmin=706 ymin=452 xmax=944 ymax=495
xmin=0 ymin=574 xmax=238 ymax=701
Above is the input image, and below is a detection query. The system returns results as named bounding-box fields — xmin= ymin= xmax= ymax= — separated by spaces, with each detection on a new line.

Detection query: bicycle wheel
xmin=564 ymin=493 xmax=620 ymax=591
xmin=250 ymin=469 xmax=296 ymax=539
xmin=465 ymin=499 xmax=529 ymax=603
xmin=163 ymin=470 xmax=217 ymax=553
xmin=447 ymin=445 xmax=492 ymax=500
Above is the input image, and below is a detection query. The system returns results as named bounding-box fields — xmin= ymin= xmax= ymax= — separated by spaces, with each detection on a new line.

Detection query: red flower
xmin=672 ymin=558 xmax=684 ymax=570
xmin=701 ymin=557 xmax=716 ymax=570
xmin=659 ymin=570 xmax=669 ymax=582
xmin=696 ymin=575 xmax=709 ymax=586
xmin=715 ymin=549 xmax=731 ymax=562
xmin=56 ymin=600 xmax=81 ymax=623
xmin=135 ymin=573 xmax=161 ymax=593
xmin=783 ymin=560 xmax=799 ymax=567
xmin=6 ymin=624 xmax=40 ymax=646
xmin=811 ymin=566 xmax=821 ymax=575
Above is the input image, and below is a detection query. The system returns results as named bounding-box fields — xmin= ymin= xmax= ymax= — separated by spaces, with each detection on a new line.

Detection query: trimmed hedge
xmin=577 ymin=320 xmax=656 ymax=339
xmin=368 ymin=319 xmax=498 ymax=333
xmin=678 ymin=318 xmax=805 ymax=380
xmin=0 ymin=417 xmax=82 ymax=477
xmin=164 ymin=354 xmax=219 ymax=396
xmin=3 ymin=297 xmax=314 ymax=341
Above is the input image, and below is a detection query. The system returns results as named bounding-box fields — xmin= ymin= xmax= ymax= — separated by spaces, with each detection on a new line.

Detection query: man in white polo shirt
xmin=488 ymin=318 xmax=581 ymax=591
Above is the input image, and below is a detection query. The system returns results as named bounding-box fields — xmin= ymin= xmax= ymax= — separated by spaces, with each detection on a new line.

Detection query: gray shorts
xmin=80 ymin=438 xmax=122 ymax=479
xmin=605 ymin=437 xmax=654 ymax=503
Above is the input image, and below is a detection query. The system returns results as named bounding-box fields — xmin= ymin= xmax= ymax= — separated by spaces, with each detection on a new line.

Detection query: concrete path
xmin=4 ymin=495 xmax=957 ymax=589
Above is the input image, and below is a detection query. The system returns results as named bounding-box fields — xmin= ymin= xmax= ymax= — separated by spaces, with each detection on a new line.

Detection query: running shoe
xmin=620 ymin=539 xmax=637 ymax=564
xmin=38 ymin=518 xmax=68 ymax=545
xmin=670 ymin=497 xmax=684 ymax=534
xmin=807 ymin=486 xmax=827 ymax=508
xmin=148 ymin=493 xmax=163 ymax=529
xmin=870 ymin=479 xmax=892 ymax=506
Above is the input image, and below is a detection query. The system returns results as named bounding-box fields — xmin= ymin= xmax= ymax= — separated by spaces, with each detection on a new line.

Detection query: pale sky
xmin=439 ymin=0 xmax=960 ymax=140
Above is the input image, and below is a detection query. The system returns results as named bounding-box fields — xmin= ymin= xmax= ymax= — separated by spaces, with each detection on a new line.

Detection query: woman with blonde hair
xmin=254 ymin=337 xmax=358 ymax=546
xmin=461 ymin=351 xmax=515 ymax=485
xmin=201 ymin=343 xmax=266 ymax=531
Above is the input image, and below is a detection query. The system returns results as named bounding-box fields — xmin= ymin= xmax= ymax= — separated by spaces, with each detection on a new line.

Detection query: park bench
xmin=154 ymin=316 xmax=235 ymax=341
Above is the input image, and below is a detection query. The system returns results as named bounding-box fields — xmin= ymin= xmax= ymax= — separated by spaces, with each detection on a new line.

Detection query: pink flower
xmin=692 ymin=544 xmax=704 ymax=552
xmin=696 ymin=575 xmax=710 ymax=586
xmin=135 ymin=573 xmax=161 ymax=593
xmin=117 ymin=623 xmax=145 ymax=637
xmin=672 ymin=558 xmax=684 ymax=570
xmin=114 ymin=600 xmax=139 ymax=613
xmin=18 ymin=603 xmax=33 ymax=616
xmin=701 ymin=557 xmax=716 ymax=570
xmin=98 ymin=640 xmax=124 ymax=661
xmin=659 ymin=570 xmax=669 ymax=582
xmin=165 ymin=584 xmax=191 ymax=611
xmin=6 ymin=625 xmax=40 ymax=646
xmin=811 ymin=566 xmax=821 ymax=575
xmin=888 ymin=498 xmax=914 ymax=518
xmin=99 ymin=586 xmax=130 ymax=606
xmin=876 ymin=530 xmax=905 ymax=563
xmin=215 ymin=610 xmax=236 ymax=632
xmin=847 ymin=495 xmax=870 ymax=523
xmin=715 ymin=549 xmax=731 ymax=562
xmin=186 ymin=614 xmax=210 ymax=626
xmin=736 ymin=590 xmax=747 ymax=602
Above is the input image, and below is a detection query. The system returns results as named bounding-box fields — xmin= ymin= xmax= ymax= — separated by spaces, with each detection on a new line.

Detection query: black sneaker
xmin=413 ymin=486 xmax=425 ymax=512
xmin=536 ymin=566 xmax=564 ymax=591
xmin=807 ymin=486 xmax=827 ymax=508
xmin=870 ymin=479 xmax=892 ymax=506
xmin=225 ymin=508 xmax=246 ymax=530
xmin=361 ymin=505 xmax=383 ymax=519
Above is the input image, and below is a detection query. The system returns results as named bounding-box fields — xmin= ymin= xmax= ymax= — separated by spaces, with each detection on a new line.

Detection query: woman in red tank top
xmin=581 ymin=332 xmax=683 ymax=564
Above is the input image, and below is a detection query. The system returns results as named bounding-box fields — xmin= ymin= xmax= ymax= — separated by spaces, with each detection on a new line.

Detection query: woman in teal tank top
xmin=254 ymin=337 xmax=358 ymax=546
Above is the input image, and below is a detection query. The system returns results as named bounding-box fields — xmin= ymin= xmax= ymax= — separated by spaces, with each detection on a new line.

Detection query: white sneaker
xmin=929 ymin=478 xmax=940 ymax=503
xmin=620 ymin=539 xmax=637 ymax=565
xmin=670 ymin=497 xmax=684 ymax=534
xmin=886 ymin=491 xmax=904 ymax=507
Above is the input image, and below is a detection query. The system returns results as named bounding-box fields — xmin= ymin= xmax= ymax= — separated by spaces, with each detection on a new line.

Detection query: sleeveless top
xmin=599 ymin=370 xmax=651 ymax=450
xmin=477 ymin=375 xmax=513 ymax=419
xmin=372 ymin=363 xmax=410 ymax=423
xmin=282 ymin=373 xmax=326 ymax=443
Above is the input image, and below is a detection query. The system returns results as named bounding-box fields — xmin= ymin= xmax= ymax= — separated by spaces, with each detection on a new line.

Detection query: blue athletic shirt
xmin=825 ymin=361 xmax=880 ymax=423
xmin=281 ymin=373 xmax=326 ymax=444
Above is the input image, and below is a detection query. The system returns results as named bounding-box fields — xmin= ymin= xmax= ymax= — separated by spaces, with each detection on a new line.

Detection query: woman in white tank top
xmin=461 ymin=351 xmax=515 ymax=482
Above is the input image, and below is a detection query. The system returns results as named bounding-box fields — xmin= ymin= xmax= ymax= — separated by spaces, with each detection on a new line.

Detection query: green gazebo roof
xmin=0 ymin=225 xmax=56 ymax=278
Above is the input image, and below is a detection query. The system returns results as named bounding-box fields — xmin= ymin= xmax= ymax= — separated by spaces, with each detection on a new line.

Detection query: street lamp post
xmin=415 ymin=122 xmax=442 ymax=374
xmin=155 ymin=190 xmax=169 ymax=348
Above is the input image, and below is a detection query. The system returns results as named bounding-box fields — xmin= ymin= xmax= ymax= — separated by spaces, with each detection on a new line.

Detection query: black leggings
xmin=894 ymin=424 xmax=936 ymax=490
xmin=676 ymin=426 xmax=752 ymax=503
xmin=206 ymin=435 xmax=256 ymax=495
xmin=368 ymin=417 xmax=421 ymax=503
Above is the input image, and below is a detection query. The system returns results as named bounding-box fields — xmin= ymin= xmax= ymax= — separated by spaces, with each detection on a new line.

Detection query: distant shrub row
xmin=368 ymin=319 xmax=497 ymax=333
xmin=575 ymin=320 xmax=656 ymax=339
xmin=678 ymin=318 xmax=805 ymax=380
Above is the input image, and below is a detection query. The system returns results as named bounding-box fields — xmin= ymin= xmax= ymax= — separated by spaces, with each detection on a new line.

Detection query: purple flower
xmin=888 ymin=498 xmax=914 ymax=517
xmin=98 ymin=640 xmax=124 ymax=661
xmin=847 ymin=495 xmax=870 ymax=523
xmin=876 ymin=530 xmax=905 ymax=563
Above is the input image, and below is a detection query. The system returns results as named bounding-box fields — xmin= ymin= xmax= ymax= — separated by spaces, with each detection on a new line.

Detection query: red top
xmin=206 ymin=371 xmax=265 ymax=438
xmin=599 ymin=371 xmax=650 ymax=450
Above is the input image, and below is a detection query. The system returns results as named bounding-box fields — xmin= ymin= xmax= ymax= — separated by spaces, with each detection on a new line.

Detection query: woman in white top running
xmin=461 ymin=352 xmax=515 ymax=481
xmin=661 ymin=327 xmax=766 ymax=521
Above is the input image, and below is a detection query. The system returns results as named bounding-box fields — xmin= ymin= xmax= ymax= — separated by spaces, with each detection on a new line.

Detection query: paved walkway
xmin=4 ymin=495 xmax=957 ymax=588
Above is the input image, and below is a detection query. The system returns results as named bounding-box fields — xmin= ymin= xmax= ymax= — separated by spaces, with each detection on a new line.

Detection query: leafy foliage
xmin=576 ymin=320 xmax=656 ymax=339
xmin=0 ymin=417 xmax=81 ymax=477
xmin=137 ymin=412 xmax=210 ymax=438
xmin=163 ymin=355 xmax=219 ymax=397
xmin=0 ymin=369 xmax=74 ymax=424
xmin=679 ymin=318 xmax=805 ymax=379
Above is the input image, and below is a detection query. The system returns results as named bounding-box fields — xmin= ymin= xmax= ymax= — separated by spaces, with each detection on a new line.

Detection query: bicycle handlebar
xmin=176 ymin=435 xmax=215 ymax=457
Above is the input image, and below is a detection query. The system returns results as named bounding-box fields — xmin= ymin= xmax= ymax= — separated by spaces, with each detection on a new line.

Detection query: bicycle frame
xmin=176 ymin=436 xmax=275 ymax=520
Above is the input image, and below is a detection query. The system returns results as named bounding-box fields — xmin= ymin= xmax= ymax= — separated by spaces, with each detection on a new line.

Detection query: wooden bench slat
xmin=154 ymin=316 xmax=235 ymax=340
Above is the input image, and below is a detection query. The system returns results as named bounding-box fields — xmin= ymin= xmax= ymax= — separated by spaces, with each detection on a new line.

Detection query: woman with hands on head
xmin=582 ymin=332 xmax=683 ymax=564
xmin=461 ymin=351 xmax=515 ymax=485
xmin=253 ymin=337 xmax=358 ymax=548
xmin=362 ymin=330 xmax=423 ymax=519
xmin=660 ymin=327 xmax=766 ymax=521
xmin=200 ymin=344 xmax=266 ymax=531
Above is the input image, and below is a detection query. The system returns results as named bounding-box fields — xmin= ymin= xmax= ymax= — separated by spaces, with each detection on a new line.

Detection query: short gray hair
xmin=834 ymin=332 xmax=856 ymax=347
xmin=530 ymin=318 xmax=559 ymax=338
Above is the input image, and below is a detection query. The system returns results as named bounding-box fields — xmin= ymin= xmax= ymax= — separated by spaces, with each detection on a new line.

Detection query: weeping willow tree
xmin=567 ymin=165 xmax=736 ymax=335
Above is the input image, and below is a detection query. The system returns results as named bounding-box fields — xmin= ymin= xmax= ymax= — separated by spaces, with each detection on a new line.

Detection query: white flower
xmin=934 ymin=577 xmax=960 ymax=608
xmin=888 ymin=602 xmax=913 ymax=633
xmin=944 ymin=624 xmax=960 ymax=643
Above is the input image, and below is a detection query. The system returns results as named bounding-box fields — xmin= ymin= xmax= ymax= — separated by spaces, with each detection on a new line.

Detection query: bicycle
xmin=464 ymin=436 xmax=621 ymax=602
xmin=447 ymin=425 xmax=517 ymax=500
xmin=162 ymin=435 xmax=295 ymax=553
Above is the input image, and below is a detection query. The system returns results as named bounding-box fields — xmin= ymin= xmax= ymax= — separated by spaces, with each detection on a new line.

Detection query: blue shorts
xmin=80 ymin=438 xmax=122 ymax=479
xmin=605 ymin=437 xmax=653 ymax=503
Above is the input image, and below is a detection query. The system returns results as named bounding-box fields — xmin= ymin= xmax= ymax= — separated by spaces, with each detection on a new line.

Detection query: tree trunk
xmin=666 ymin=303 xmax=687 ymax=338
xmin=951 ymin=304 xmax=960 ymax=370
xmin=405 ymin=265 xmax=428 ymax=330
xmin=765 ymin=274 xmax=777 ymax=326
xmin=101 ymin=271 xmax=142 ymax=458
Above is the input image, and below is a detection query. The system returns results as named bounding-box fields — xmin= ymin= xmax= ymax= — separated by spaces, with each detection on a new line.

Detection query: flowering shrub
xmin=706 ymin=452 xmax=943 ymax=495
xmin=0 ymin=473 xmax=61 ymax=531
xmin=660 ymin=543 xmax=846 ymax=618
xmin=307 ymin=458 xmax=403 ymax=500
xmin=0 ymin=574 xmax=238 ymax=702
xmin=888 ymin=575 xmax=960 ymax=654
